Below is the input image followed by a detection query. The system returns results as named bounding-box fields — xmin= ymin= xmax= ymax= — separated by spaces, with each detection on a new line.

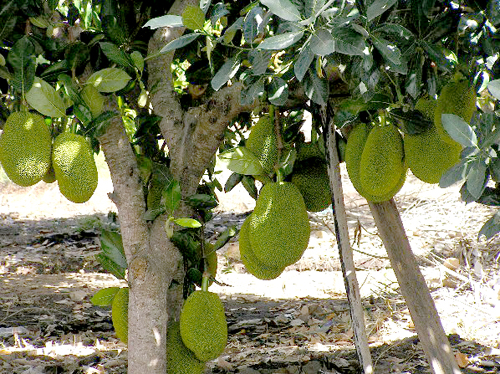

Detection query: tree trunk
xmin=99 ymin=115 xmax=184 ymax=374
xmin=369 ymin=200 xmax=461 ymax=374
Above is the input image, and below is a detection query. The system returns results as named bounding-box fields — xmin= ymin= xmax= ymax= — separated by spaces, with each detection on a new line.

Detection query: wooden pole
xmin=326 ymin=124 xmax=374 ymax=374
xmin=368 ymin=199 xmax=461 ymax=374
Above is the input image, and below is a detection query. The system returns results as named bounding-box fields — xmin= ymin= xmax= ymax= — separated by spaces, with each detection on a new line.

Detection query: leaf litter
xmin=0 ymin=166 xmax=499 ymax=373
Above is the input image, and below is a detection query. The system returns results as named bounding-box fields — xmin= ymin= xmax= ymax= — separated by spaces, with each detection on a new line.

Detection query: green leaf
xmin=99 ymin=42 xmax=133 ymax=69
xmin=156 ymin=33 xmax=201 ymax=55
xmin=86 ymin=68 xmax=132 ymax=93
xmin=143 ymin=15 xmax=183 ymax=29
xmin=478 ymin=211 xmax=500 ymax=240
xmin=244 ymin=6 xmax=263 ymax=44
xmin=467 ymin=158 xmax=488 ymax=199
xmin=488 ymin=79 xmax=500 ymax=101
xmin=248 ymin=49 xmax=271 ymax=75
xmin=26 ymin=77 xmax=67 ymax=118
xmin=260 ymin=0 xmax=301 ymax=21
xmin=310 ymin=29 xmax=335 ymax=56
xmin=11 ymin=57 xmax=35 ymax=95
xmin=331 ymin=28 xmax=367 ymax=56
xmin=294 ymin=44 xmax=314 ymax=82
xmin=200 ymin=0 xmax=211 ymax=13
xmin=182 ymin=5 xmax=206 ymax=30
xmin=130 ymin=51 xmax=144 ymax=73
xmin=164 ymin=180 xmax=181 ymax=214
xmin=174 ymin=218 xmax=202 ymax=228
xmin=303 ymin=70 xmax=328 ymax=106
xmin=241 ymin=175 xmax=258 ymax=199
xmin=439 ymin=159 xmax=469 ymax=188
xmin=258 ymin=31 xmax=304 ymax=50
xmin=96 ymin=254 xmax=126 ymax=279
xmin=142 ymin=207 xmax=166 ymax=221
xmin=7 ymin=36 xmax=34 ymax=68
xmin=186 ymin=194 xmax=218 ymax=210
xmin=366 ymin=0 xmax=397 ymax=22
xmin=213 ymin=225 xmax=238 ymax=251
xmin=91 ymin=287 xmax=120 ymax=306
xmin=373 ymin=24 xmax=413 ymax=40
xmin=268 ymin=77 xmax=289 ymax=106
xmin=58 ymin=73 xmax=83 ymax=106
xmin=241 ymin=78 xmax=264 ymax=105
xmin=224 ymin=172 xmax=243 ymax=192
xmin=442 ymin=114 xmax=478 ymax=148
xmin=100 ymin=230 xmax=128 ymax=269
xmin=371 ymin=36 xmax=401 ymax=65
xmin=218 ymin=146 xmax=265 ymax=175
xmin=211 ymin=57 xmax=241 ymax=90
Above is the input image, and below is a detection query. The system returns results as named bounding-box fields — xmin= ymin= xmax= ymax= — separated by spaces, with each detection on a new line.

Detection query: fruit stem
xmin=201 ymin=273 xmax=209 ymax=292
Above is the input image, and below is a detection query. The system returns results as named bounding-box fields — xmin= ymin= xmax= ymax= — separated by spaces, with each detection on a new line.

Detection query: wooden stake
xmin=369 ymin=199 xmax=461 ymax=374
xmin=326 ymin=124 xmax=374 ymax=374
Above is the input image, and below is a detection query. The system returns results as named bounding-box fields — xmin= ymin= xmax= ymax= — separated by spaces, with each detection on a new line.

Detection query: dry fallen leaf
xmin=455 ymin=352 xmax=470 ymax=368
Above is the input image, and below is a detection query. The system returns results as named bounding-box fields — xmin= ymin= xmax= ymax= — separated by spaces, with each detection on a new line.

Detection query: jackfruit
xmin=205 ymin=248 xmax=218 ymax=277
xmin=405 ymin=98 xmax=462 ymax=184
xmin=167 ymin=321 xmax=206 ymax=374
xmin=359 ymin=125 xmax=405 ymax=196
xmin=296 ymin=142 xmax=324 ymax=162
xmin=246 ymin=115 xmax=278 ymax=174
xmin=291 ymin=158 xmax=331 ymax=212
xmin=345 ymin=123 xmax=406 ymax=202
xmin=0 ymin=112 xmax=51 ymax=186
xmin=248 ymin=182 xmax=310 ymax=269
xmin=434 ymin=80 xmax=476 ymax=144
xmin=111 ymin=287 xmax=128 ymax=344
xmin=179 ymin=290 xmax=227 ymax=362
xmin=52 ymin=133 xmax=98 ymax=203
xmin=239 ymin=215 xmax=285 ymax=280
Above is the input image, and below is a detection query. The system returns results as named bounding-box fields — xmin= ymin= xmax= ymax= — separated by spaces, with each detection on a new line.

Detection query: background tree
xmin=0 ymin=0 xmax=499 ymax=373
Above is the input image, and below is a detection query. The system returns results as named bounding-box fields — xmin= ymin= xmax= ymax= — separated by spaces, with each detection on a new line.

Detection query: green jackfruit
xmin=296 ymin=142 xmax=324 ymax=162
xmin=239 ymin=215 xmax=285 ymax=280
xmin=111 ymin=287 xmax=128 ymax=344
xmin=248 ymin=182 xmax=310 ymax=269
xmin=291 ymin=159 xmax=331 ymax=212
xmin=246 ymin=115 xmax=278 ymax=174
xmin=359 ymin=125 xmax=405 ymax=196
xmin=167 ymin=321 xmax=206 ymax=374
xmin=345 ymin=123 xmax=406 ymax=202
xmin=52 ymin=133 xmax=98 ymax=203
xmin=434 ymin=80 xmax=476 ymax=144
xmin=0 ymin=112 xmax=51 ymax=186
xmin=405 ymin=98 xmax=462 ymax=184
xmin=180 ymin=290 xmax=227 ymax=362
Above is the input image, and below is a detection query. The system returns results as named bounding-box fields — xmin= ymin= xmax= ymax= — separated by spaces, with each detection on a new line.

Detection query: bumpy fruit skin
xmin=434 ymin=80 xmax=476 ymax=144
xmin=42 ymin=166 xmax=57 ymax=183
xmin=405 ymin=98 xmax=462 ymax=184
xmin=291 ymin=158 xmax=331 ymax=212
xmin=246 ymin=116 xmax=278 ymax=174
xmin=249 ymin=182 xmax=310 ymax=269
xmin=52 ymin=133 xmax=98 ymax=203
xmin=180 ymin=291 xmax=227 ymax=362
xmin=239 ymin=215 xmax=285 ymax=280
xmin=0 ymin=112 xmax=51 ymax=186
xmin=167 ymin=321 xmax=206 ymax=374
xmin=345 ymin=123 xmax=407 ymax=202
xmin=111 ymin=288 xmax=129 ymax=344
xmin=359 ymin=125 xmax=405 ymax=196
xmin=296 ymin=142 xmax=324 ymax=162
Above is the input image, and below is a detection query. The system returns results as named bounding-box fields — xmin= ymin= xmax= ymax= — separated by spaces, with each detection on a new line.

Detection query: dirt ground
xmin=0 ymin=161 xmax=499 ymax=374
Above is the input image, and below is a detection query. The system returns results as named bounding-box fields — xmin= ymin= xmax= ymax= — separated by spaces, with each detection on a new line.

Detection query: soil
xmin=0 ymin=164 xmax=499 ymax=374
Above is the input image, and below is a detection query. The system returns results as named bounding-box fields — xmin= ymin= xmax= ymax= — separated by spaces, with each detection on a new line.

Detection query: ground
xmin=0 ymin=157 xmax=499 ymax=374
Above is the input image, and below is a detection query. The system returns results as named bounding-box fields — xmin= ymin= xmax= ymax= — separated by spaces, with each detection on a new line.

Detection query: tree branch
xmin=179 ymin=83 xmax=258 ymax=196
xmin=98 ymin=101 xmax=149 ymax=263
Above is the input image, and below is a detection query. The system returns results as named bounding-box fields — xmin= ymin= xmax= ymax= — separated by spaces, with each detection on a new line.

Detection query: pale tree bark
xmin=96 ymin=0 xmax=258 ymax=373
